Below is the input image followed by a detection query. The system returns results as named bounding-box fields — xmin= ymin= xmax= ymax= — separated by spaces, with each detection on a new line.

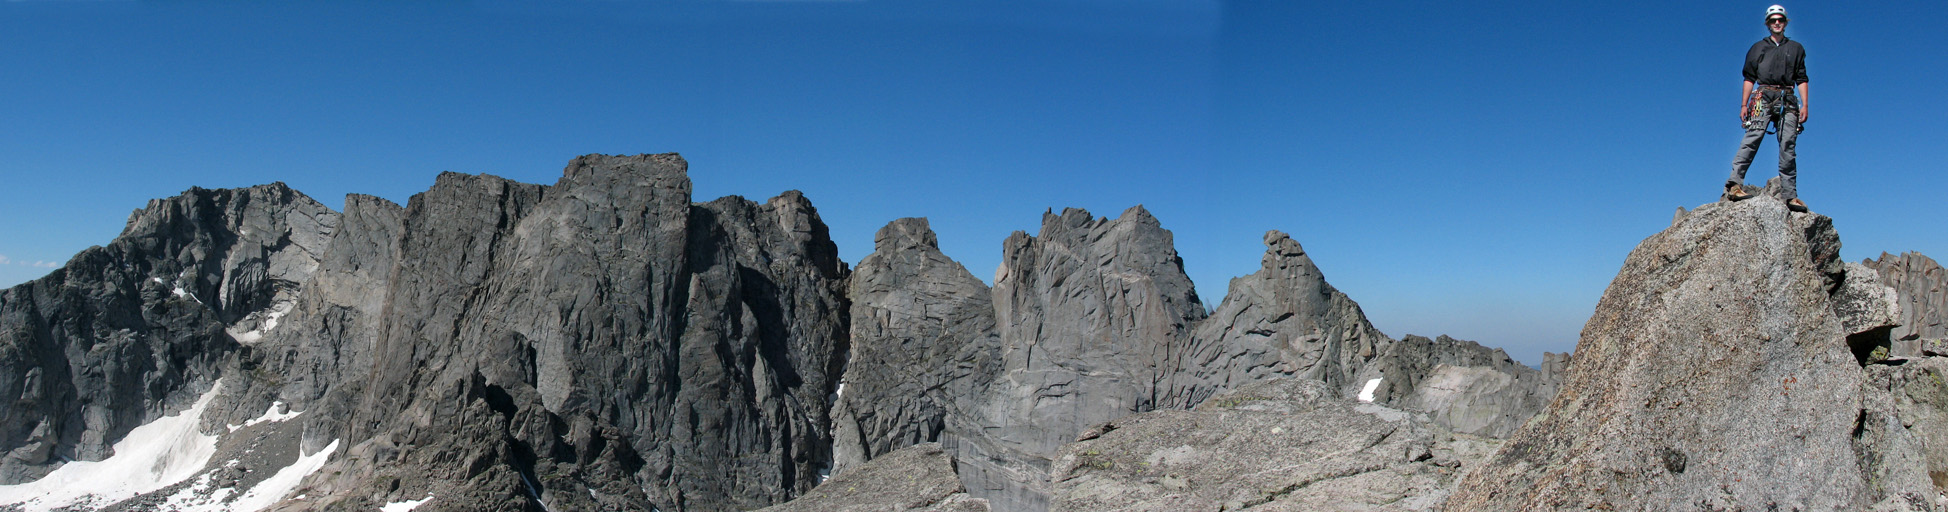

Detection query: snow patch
xmin=0 ymin=381 xmax=223 ymax=511
xmin=379 ymin=494 xmax=434 ymax=512
xmin=159 ymin=471 xmax=236 ymax=512
xmin=227 ymin=439 xmax=339 ymax=511
xmin=1358 ymin=377 xmax=1383 ymax=403
xmin=174 ymin=286 xmax=203 ymax=304
xmin=518 ymin=471 xmax=550 ymax=511
xmin=262 ymin=303 xmax=290 ymax=332
xmin=226 ymin=297 xmax=297 ymax=344
xmin=229 ymin=330 xmax=262 ymax=343
xmin=227 ymin=401 xmax=303 ymax=432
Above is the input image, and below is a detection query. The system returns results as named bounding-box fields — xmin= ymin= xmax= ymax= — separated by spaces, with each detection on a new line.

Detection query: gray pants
xmin=1728 ymin=93 xmax=1800 ymax=199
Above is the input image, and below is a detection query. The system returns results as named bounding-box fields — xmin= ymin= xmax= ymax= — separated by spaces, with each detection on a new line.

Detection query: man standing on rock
xmin=1724 ymin=5 xmax=1810 ymax=212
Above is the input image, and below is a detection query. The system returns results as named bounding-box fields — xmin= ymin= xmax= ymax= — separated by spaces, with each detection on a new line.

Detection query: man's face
xmin=1767 ymin=16 xmax=1788 ymax=34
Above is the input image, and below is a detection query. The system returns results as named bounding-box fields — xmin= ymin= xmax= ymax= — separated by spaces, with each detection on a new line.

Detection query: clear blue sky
xmin=3 ymin=1 xmax=1943 ymax=366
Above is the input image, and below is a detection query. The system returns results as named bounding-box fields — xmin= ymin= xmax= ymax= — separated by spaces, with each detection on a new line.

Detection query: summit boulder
xmin=1447 ymin=194 xmax=1910 ymax=510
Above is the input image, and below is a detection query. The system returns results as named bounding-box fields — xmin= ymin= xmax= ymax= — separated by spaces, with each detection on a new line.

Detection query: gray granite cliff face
xmin=0 ymin=183 xmax=336 ymax=484
xmin=1447 ymin=193 xmax=1915 ymax=510
xmin=0 ymin=154 xmax=850 ymax=511
xmin=1858 ymin=356 xmax=1948 ymax=511
xmin=972 ymin=207 xmax=1208 ymax=511
xmin=1864 ymin=252 xmax=1948 ymax=353
xmin=1163 ymin=230 xmax=1390 ymax=408
xmin=267 ymin=154 xmax=852 ymax=512
xmin=986 ymin=207 xmax=1208 ymax=457
xmin=829 ymin=208 xmax=1223 ymax=512
xmin=252 ymin=192 xmax=405 ymax=458
xmin=830 ymin=218 xmax=999 ymax=478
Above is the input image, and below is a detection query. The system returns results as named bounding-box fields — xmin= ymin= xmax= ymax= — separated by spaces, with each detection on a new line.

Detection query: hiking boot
xmin=1788 ymin=198 xmax=1808 ymax=212
xmin=1724 ymin=184 xmax=1753 ymax=202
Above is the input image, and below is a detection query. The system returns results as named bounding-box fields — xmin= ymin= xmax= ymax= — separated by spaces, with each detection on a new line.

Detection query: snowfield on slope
xmin=0 ymin=381 xmax=222 ymax=511
xmin=0 ymin=380 xmax=340 ymax=512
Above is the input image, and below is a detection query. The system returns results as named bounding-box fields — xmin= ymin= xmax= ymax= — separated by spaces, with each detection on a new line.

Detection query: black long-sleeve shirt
xmin=1743 ymin=36 xmax=1808 ymax=87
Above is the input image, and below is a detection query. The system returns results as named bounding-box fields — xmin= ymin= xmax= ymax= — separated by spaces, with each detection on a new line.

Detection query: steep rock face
xmin=966 ymin=207 xmax=1207 ymax=512
xmin=1165 ymin=231 xmax=1389 ymax=407
xmin=1859 ymin=357 xmax=1948 ymax=510
xmin=1448 ymin=195 xmax=1906 ymax=510
xmin=1865 ymin=252 xmax=1948 ymax=352
xmin=1046 ymin=378 xmax=1502 ymax=512
xmin=0 ymin=184 xmax=336 ymax=483
xmin=255 ymin=154 xmax=848 ymax=512
xmin=308 ymin=170 xmax=558 ymax=510
xmin=834 ymin=211 xmax=1217 ymax=512
xmin=830 ymin=218 xmax=999 ymax=476
xmin=986 ymin=206 xmax=1206 ymax=456
xmin=665 ymin=190 xmax=851 ymax=510
xmin=251 ymin=193 xmax=405 ymax=455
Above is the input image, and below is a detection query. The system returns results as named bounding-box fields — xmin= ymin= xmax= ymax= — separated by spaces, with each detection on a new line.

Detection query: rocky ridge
xmin=1162 ymin=230 xmax=1388 ymax=408
xmin=0 ymin=154 xmax=1566 ymax=512
xmin=790 ymin=189 xmax=1948 ymax=512
xmin=0 ymin=155 xmax=855 ymax=511
xmin=833 ymin=212 xmax=1564 ymax=511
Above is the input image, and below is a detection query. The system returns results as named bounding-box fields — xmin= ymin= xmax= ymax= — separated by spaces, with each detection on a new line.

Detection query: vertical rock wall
xmin=252 ymin=154 xmax=850 ymax=512
xmin=986 ymin=206 xmax=1207 ymax=457
xmin=830 ymin=218 xmax=999 ymax=477
xmin=1864 ymin=252 xmax=1948 ymax=351
xmin=974 ymin=207 xmax=1207 ymax=511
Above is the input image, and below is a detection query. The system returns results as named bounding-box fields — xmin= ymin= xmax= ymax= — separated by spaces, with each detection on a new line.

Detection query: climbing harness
xmin=1744 ymin=85 xmax=1800 ymax=135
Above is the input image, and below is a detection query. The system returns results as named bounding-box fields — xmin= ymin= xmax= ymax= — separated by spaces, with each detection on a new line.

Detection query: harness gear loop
xmin=1745 ymin=84 xmax=1799 ymax=135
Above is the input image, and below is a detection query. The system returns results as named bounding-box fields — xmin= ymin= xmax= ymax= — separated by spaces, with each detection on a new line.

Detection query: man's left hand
xmin=1799 ymin=105 xmax=1809 ymax=124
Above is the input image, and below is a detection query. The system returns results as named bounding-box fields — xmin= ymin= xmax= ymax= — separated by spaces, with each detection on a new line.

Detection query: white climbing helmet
xmin=1765 ymin=5 xmax=1788 ymax=21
